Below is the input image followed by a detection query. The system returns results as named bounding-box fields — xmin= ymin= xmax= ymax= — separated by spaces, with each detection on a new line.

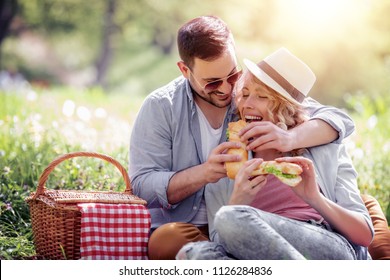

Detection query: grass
xmin=0 ymin=86 xmax=389 ymax=259
xmin=343 ymin=93 xmax=390 ymax=217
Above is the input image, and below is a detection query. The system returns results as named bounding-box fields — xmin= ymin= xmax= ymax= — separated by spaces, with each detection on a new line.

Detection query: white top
xmin=190 ymin=104 xmax=224 ymax=226
xmin=195 ymin=103 xmax=224 ymax=161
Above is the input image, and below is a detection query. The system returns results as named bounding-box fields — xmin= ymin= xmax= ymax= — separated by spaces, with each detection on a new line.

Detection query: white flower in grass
xmin=77 ymin=106 xmax=91 ymax=122
xmin=63 ymin=100 xmax=75 ymax=117
xmin=94 ymin=108 xmax=107 ymax=119
xmin=352 ymin=148 xmax=364 ymax=160
xmin=26 ymin=90 xmax=37 ymax=101
xmin=367 ymin=115 xmax=377 ymax=130
xmin=383 ymin=141 xmax=390 ymax=153
xmin=52 ymin=121 xmax=58 ymax=128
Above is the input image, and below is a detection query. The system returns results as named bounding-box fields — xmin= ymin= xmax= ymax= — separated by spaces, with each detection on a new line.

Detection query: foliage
xmin=2 ymin=0 xmax=389 ymax=105
xmin=0 ymin=86 xmax=389 ymax=259
xmin=344 ymin=93 xmax=390 ymax=221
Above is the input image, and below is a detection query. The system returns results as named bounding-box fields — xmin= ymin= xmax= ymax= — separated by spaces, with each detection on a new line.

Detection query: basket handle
xmin=33 ymin=151 xmax=132 ymax=199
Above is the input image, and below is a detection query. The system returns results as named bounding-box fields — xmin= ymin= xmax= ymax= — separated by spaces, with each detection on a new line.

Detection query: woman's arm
xmin=308 ymin=194 xmax=372 ymax=246
xmin=278 ymin=156 xmax=373 ymax=247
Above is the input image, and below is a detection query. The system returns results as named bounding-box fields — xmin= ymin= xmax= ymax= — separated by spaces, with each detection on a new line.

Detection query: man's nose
xmin=218 ymin=80 xmax=234 ymax=95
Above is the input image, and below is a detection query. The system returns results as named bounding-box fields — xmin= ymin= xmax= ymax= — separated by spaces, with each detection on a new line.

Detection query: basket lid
xmin=26 ymin=189 xmax=147 ymax=205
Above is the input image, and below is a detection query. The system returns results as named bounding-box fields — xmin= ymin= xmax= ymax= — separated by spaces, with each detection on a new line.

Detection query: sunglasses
xmin=189 ymin=68 xmax=242 ymax=93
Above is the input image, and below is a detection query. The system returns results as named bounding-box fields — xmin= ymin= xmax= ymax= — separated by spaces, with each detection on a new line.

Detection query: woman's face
xmin=236 ymin=73 xmax=273 ymax=123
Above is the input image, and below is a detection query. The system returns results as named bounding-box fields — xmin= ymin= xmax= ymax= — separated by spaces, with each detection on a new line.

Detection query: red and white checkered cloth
xmin=77 ymin=203 xmax=150 ymax=260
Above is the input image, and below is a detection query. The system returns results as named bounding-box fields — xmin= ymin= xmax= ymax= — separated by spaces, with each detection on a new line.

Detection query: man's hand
xmin=239 ymin=121 xmax=294 ymax=153
xmin=167 ymin=141 xmax=242 ymax=204
xmin=202 ymin=141 xmax=243 ymax=183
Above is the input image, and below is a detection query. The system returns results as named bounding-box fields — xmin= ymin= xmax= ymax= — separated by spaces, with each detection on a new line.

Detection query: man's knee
xmin=148 ymin=222 xmax=208 ymax=260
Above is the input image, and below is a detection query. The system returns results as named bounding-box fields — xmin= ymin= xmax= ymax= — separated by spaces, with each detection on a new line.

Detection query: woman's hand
xmin=228 ymin=158 xmax=267 ymax=205
xmin=275 ymin=156 xmax=322 ymax=204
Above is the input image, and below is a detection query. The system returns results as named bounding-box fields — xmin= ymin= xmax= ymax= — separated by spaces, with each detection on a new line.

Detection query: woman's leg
xmin=215 ymin=205 xmax=356 ymax=260
xmin=176 ymin=241 xmax=234 ymax=260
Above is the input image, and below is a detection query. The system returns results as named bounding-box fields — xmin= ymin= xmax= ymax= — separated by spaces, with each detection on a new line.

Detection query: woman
xmin=177 ymin=48 xmax=374 ymax=260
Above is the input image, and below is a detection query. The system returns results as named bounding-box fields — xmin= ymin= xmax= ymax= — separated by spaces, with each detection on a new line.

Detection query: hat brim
xmin=243 ymin=58 xmax=301 ymax=105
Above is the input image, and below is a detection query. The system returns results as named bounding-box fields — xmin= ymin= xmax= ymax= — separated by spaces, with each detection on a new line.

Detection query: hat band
xmin=258 ymin=61 xmax=305 ymax=103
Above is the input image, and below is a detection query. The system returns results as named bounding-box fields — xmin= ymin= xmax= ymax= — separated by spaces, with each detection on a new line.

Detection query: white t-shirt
xmin=195 ymin=104 xmax=224 ymax=162
xmin=190 ymin=104 xmax=224 ymax=226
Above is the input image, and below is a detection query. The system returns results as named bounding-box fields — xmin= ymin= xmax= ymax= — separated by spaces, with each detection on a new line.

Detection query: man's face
xmin=188 ymin=46 xmax=240 ymax=109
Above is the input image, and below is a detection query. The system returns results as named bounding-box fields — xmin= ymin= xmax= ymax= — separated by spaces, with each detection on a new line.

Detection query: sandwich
xmin=225 ymin=120 xmax=249 ymax=179
xmin=225 ymin=120 xmax=303 ymax=187
xmin=249 ymin=160 xmax=303 ymax=187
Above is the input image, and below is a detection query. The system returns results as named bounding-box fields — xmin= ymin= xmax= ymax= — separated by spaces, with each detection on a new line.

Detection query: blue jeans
xmin=177 ymin=205 xmax=360 ymax=260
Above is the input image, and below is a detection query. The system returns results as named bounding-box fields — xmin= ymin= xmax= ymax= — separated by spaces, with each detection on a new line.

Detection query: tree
xmin=0 ymin=0 xmax=18 ymax=67
xmin=93 ymin=0 xmax=117 ymax=88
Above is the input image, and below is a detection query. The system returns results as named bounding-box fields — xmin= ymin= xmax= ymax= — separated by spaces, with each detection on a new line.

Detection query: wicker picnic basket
xmin=25 ymin=151 xmax=147 ymax=260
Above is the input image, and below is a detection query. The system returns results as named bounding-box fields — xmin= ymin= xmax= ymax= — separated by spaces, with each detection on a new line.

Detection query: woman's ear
xmin=177 ymin=61 xmax=190 ymax=78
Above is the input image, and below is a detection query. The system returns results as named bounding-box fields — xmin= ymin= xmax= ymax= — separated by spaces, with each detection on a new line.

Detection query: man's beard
xmin=192 ymin=88 xmax=231 ymax=109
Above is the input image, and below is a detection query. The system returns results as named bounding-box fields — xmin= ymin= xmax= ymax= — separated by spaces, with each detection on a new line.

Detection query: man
xmin=129 ymin=16 xmax=354 ymax=259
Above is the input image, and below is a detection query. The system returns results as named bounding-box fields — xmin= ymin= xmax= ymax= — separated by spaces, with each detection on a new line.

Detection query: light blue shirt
xmin=129 ymin=75 xmax=356 ymax=229
xmin=129 ymin=76 xmax=238 ymax=228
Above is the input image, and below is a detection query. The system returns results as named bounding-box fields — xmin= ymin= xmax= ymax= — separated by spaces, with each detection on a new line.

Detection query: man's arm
xmin=240 ymin=119 xmax=338 ymax=153
xmin=167 ymin=141 xmax=241 ymax=204
xmin=130 ymin=96 xmax=241 ymax=207
xmin=287 ymin=118 xmax=338 ymax=150
xmin=129 ymin=97 xmax=177 ymax=208
xmin=240 ymin=98 xmax=355 ymax=152
xmin=304 ymin=97 xmax=355 ymax=141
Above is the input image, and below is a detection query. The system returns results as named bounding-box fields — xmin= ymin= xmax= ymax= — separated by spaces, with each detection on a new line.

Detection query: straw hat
xmin=243 ymin=47 xmax=316 ymax=104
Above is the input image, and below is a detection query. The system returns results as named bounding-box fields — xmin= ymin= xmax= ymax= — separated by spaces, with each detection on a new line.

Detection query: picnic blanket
xmin=77 ymin=203 xmax=150 ymax=260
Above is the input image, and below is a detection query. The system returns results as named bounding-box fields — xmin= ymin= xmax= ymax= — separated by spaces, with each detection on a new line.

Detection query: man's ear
xmin=177 ymin=61 xmax=190 ymax=78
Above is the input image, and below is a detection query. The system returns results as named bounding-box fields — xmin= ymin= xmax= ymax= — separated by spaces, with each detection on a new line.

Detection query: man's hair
xmin=177 ymin=15 xmax=234 ymax=69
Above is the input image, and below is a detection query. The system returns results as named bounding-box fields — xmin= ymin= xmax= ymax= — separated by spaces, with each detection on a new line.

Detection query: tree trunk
xmin=0 ymin=0 xmax=18 ymax=67
xmin=93 ymin=0 xmax=116 ymax=89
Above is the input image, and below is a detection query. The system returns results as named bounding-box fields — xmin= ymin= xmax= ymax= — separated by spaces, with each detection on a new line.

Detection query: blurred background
xmin=0 ymin=0 xmax=389 ymax=259
xmin=1 ymin=0 xmax=389 ymax=103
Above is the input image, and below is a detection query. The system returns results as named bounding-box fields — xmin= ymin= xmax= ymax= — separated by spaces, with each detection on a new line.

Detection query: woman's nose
xmin=243 ymin=94 xmax=256 ymax=108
